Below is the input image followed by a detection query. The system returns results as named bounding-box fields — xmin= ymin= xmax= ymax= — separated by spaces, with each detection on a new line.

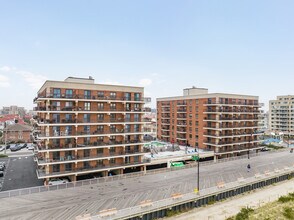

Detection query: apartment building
xmin=157 ymin=87 xmax=262 ymax=158
xmin=33 ymin=77 xmax=151 ymax=183
xmin=269 ymin=95 xmax=294 ymax=135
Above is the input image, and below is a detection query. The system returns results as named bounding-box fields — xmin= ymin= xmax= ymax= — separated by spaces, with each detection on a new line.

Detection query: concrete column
xmin=214 ymin=155 xmax=217 ymax=162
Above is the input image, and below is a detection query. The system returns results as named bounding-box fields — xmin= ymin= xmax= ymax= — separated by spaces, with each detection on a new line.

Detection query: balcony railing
xmin=34 ymin=94 xmax=145 ymax=102
xmin=37 ymin=150 xmax=144 ymax=165
xmin=204 ymin=101 xmax=259 ymax=106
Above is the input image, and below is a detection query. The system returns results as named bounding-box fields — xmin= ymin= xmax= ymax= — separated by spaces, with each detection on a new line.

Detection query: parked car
xmin=20 ymin=143 xmax=27 ymax=149
xmin=48 ymin=178 xmax=69 ymax=185
xmin=0 ymin=146 xmax=5 ymax=152
xmin=261 ymin=147 xmax=270 ymax=152
xmin=0 ymin=165 xmax=4 ymax=171
xmin=5 ymin=144 xmax=10 ymax=149
xmin=10 ymin=144 xmax=22 ymax=152
xmin=0 ymin=162 xmax=6 ymax=168
xmin=27 ymin=144 xmax=35 ymax=151
xmin=0 ymin=171 xmax=3 ymax=177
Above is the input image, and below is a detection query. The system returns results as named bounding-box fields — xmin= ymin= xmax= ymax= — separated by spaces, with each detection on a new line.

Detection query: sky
xmin=0 ymin=0 xmax=294 ymax=111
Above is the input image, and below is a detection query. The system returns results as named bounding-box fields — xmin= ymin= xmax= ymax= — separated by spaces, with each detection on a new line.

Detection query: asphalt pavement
xmin=1 ymin=149 xmax=43 ymax=191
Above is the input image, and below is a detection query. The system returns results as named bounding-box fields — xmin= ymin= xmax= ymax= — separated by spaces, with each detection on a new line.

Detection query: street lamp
xmin=192 ymin=143 xmax=200 ymax=193
xmin=248 ymin=133 xmax=253 ymax=159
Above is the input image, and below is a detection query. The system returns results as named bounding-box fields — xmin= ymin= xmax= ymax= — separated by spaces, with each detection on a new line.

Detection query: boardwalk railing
xmin=91 ymin=165 xmax=294 ymax=220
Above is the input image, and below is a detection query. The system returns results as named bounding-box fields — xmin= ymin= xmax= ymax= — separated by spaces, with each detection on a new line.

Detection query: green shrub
xmin=166 ymin=209 xmax=181 ymax=217
xmin=278 ymin=193 xmax=294 ymax=203
xmin=235 ymin=207 xmax=254 ymax=220
xmin=0 ymin=154 xmax=8 ymax=158
xmin=283 ymin=207 xmax=294 ymax=219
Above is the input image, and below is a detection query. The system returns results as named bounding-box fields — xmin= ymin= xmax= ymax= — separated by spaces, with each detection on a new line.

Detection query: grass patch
xmin=0 ymin=154 xmax=8 ymax=158
xmin=229 ymin=192 xmax=294 ymax=219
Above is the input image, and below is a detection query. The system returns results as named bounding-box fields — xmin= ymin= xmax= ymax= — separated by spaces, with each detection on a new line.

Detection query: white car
xmin=27 ymin=144 xmax=35 ymax=151
xmin=48 ymin=178 xmax=69 ymax=185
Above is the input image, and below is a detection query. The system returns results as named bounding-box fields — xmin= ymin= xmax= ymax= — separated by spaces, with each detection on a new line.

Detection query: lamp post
xmin=193 ymin=144 xmax=200 ymax=192
xmin=248 ymin=133 xmax=253 ymax=159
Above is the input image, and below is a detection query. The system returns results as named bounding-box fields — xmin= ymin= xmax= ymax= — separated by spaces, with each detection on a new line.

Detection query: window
xmin=195 ymin=121 xmax=199 ymax=126
xmin=196 ymin=99 xmax=199 ymax=104
xmin=97 ymin=125 xmax=104 ymax=133
xmin=97 ymin=114 xmax=104 ymax=121
xmin=98 ymin=91 xmax=104 ymax=98
xmin=134 ymin=156 xmax=139 ymax=163
xmin=125 ymin=93 xmax=131 ymax=101
xmin=125 ymin=114 xmax=131 ymax=122
xmin=52 ymin=101 xmax=60 ymax=111
xmin=65 ymin=163 xmax=72 ymax=171
xmin=110 ymin=158 xmax=116 ymax=164
xmin=125 ymin=156 xmax=130 ymax=164
xmin=98 ymin=103 xmax=104 ymax=110
xmin=134 ymin=93 xmax=140 ymax=101
xmin=84 ymin=149 xmax=90 ymax=157
xmin=53 ymin=126 xmax=60 ymax=136
xmin=83 ymin=161 xmax=90 ymax=168
xmin=84 ymin=125 xmax=90 ymax=134
xmin=134 ymin=114 xmax=139 ymax=122
xmin=65 ymin=114 xmax=72 ymax=122
xmin=53 ymin=164 xmax=60 ymax=172
xmin=83 ymin=114 xmax=90 ymax=123
xmin=110 ymin=113 xmax=116 ymax=121
xmin=125 ymin=124 xmax=131 ymax=132
xmin=65 ymin=126 xmax=72 ymax=135
xmin=65 ymin=89 xmax=73 ymax=98
xmin=109 ymin=147 xmax=115 ymax=153
xmin=52 ymin=114 xmax=60 ymax=123
xmin=84 ymin=90 xmax=91 ymax=99
xmin=84 ymin=102 xmax=91 ymax=111
xmin=84 ymin=137 xmax=90 ymax=145
xmin=97 ymin=148 xmax=103 ymax=154
xmin=110 ymin=92 xmax=116 ymax=99
xmin=53 ymin=88 xmax=61 ymax=98
xmin=110 ymin=103 xmax=116 ymax=110
xmin=65 ymin=102 xmax=73 ymax=107
xmin=134 ymin=124 xmax=140 ymax=132
xmin=134 ymin=104 xmax=140 ymax=111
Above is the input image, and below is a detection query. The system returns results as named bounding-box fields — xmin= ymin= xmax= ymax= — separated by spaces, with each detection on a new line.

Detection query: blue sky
xmin=0 ymin=0 xmax=293 ymax=110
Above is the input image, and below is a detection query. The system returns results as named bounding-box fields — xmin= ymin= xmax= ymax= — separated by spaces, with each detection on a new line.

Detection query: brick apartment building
xmin=3 ymin=124 xmax=32 ymax=143
xmin=33 ymin=77 xmax=151 ymax=182
xmin=157 ymin=87 xmax=262 ymax=158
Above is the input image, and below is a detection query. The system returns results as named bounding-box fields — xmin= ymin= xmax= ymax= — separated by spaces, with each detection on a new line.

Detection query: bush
xmin=278 ymin=193 xmax=294 ymax=203
xmin=0 ymin=154 xmax=8 ymax=158
xmin=283 ymin=207 xmax=294 ymax=219
xmin=235 ymin=207 xmax=254 ymax=220
xmin=166 ymin=209 xmax=181 ymax=217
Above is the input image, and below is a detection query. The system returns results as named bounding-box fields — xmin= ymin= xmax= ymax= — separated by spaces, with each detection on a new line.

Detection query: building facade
xmin=157 ymin=87 xmax=262 ymax=158
xmin=3 ymin=124 xmax=32 ymax=143
xmin=269 ymin=95 xmax=294 ymax=135
xmin=33 ymin=77 xmax=151 ymax=183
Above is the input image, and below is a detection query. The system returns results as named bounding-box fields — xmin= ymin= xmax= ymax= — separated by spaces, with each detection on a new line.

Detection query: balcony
xmin=34 ymin=106 xmax=147 ymax=113
xmin=204 ymin=139 xmax=260 ymax=146
xmin=36 ymin=150 xmax=145 ymax=165
xmin=204 ymin=101 xmax=260 ymax=106
xmin=34 ymin=94 xmax=145 ymax=102
xmin=177 ymin=101 xmax=187 ymax=106
xmin=36 ymin=140 xmax=145 ymax=152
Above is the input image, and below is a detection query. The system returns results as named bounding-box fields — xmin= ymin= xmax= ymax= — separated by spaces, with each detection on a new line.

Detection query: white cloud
xmin=0 ymin=74 xmax=10 ymax=87
xmin=0 ymin=66 xmax=12 ymax=72
xmin=139 ymin=78 xmax=152 ymax=87
xmin=17 ymin=70 xmax=47 ymax=90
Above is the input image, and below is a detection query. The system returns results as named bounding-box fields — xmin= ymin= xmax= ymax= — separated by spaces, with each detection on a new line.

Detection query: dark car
xmin=20 ymin=143 xmax=27 ymax=149
xmin=261 ymin=147 xmax=270 ymax=152
xmin=0 ymin=171 xmax=3 ymax=177
xmin=0 ymin=165 xmax=4 ymax=171
xmin=5 ymin=144 xmax=10 ymax=149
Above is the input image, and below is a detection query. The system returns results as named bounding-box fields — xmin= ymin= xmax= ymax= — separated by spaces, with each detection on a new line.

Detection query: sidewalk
xmin=167 ymin=179 xmax=294 ymax=220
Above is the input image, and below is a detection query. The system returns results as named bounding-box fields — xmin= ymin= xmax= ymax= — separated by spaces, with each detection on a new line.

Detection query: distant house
xmin=3 ymin=124 xmax=33 ymax=143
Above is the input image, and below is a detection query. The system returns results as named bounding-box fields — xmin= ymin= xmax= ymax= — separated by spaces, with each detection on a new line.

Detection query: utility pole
xmin=4 ymin=122 xmax=7 ymax=155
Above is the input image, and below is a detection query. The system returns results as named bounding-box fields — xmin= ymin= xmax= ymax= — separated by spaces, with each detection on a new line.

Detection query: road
xmin=0 ymin=151 xmax=293 ymax=220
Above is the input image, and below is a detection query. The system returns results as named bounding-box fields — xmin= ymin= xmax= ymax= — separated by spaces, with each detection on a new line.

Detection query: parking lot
xmin=0 ymin=149 xmax=43 ymax=191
